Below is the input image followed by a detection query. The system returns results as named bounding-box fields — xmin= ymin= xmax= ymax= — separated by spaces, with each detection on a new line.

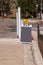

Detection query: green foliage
xmin=17 ymin=0 xmax=43 ymax=15
xmin=11 ymin=16 xmax=16 ymax=19
xmin=0 ymin=0 xmax=10 ymax=13
xmin=17 ymin=0 xmax=33 ymax=11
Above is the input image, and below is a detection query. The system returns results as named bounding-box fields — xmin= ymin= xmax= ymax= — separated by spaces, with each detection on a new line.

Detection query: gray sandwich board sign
xmin=21 ymin=27 xmax=32 ymax=42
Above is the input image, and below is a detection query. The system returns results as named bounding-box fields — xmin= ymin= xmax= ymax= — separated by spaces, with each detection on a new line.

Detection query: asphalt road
xmin=0 ymin=19 xmax=17 ymax=38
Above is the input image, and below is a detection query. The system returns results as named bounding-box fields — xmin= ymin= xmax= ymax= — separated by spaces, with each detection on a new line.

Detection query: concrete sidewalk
xmin=0 ymin=44 xmax=34 ymax=65
xmin=0 ymin=39 xmax=43 ymax=65
xmin=0 ymin=39 xmax=35 ymax=65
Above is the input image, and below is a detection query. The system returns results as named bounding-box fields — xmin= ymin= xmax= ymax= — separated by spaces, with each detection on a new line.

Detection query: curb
xmin=0 ymin=38 xmax=19 ymax=44
xmin=31 ymin=40 xmax=43 ymax=65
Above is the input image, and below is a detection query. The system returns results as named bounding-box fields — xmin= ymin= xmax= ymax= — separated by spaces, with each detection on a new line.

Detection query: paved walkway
xmin=0 ymin=39 xmax=43 ymax=65
xmin=0 ymin=42 xmax=35 ymax=65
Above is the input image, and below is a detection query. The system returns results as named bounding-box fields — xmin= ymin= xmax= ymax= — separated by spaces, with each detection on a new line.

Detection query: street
xmin=0 ymin=19 xmax=17 ymax=38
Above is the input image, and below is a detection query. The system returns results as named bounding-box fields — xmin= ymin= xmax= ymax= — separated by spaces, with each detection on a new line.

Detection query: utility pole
xmin=41 ymin=2 xmax=42 ymax=19
xmin=35 ymin=4 xmax=38 ymax=18
xmin=41 ymin=2 xmax=42 ymax=14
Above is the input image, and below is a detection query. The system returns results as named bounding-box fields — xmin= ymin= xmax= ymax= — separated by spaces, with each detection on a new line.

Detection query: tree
xmin=0 ymin=0 xmax=10 ymax=17
xmin=17 ymin=0 xmax=36 ymax=17
xmin=17 ymin=0 xmax=43 ymax=17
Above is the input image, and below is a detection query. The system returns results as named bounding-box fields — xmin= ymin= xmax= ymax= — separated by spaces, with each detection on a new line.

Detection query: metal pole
xmin=36 ymin=4 xmax=38 ymax=18
xmin=16 ymin=12 xmax=19 ymax=37
xmin=18 ymin=7 xmax=21 ymax=41
xmin=41 ymin=2 xmax=42 ymax=19
xmin=37 ymin=24 xmax=40 ymax=41
xmin=41 ymin=2 xmax=42 ymax=14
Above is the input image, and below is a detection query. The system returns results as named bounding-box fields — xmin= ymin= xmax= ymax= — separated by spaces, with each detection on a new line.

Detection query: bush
xmin=11 ymin=17 xmax=16 ymax=19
